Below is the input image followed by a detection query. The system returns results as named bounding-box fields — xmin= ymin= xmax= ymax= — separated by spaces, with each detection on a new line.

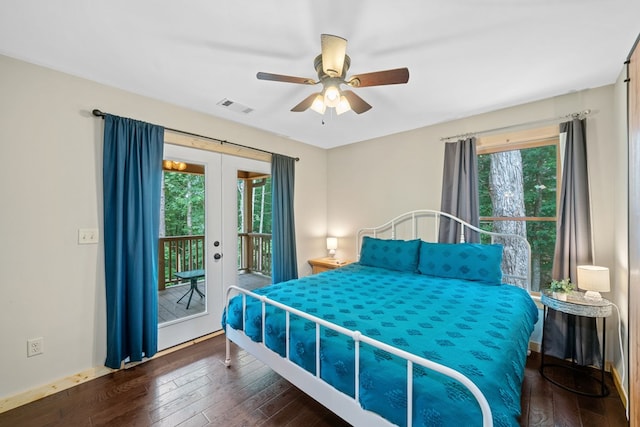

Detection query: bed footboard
xmin=224 ymin=285 xmax=493 ymax=427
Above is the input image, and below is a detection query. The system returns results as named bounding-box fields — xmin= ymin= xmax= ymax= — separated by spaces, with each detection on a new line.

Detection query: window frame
xmin=476 ymin=125 xmax=561 ymax=294
xmin=477 ymin=125 xmax=561 ymax=223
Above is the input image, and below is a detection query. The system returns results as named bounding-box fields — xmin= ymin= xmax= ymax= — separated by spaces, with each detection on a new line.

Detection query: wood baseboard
xmin=0 ymin=331 xmax=222 ymax=414
xmin=610 ymin=362 xmax=630 ymax=413
xmin=529 ymin=341 xmax=541 ymax=353
xmin=0 ymin=365 xmax=115 ymax=414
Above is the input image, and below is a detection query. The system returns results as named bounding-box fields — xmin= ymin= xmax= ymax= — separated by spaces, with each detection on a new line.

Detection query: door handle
xmin=214 ymin=253 xmax=222 ymax=260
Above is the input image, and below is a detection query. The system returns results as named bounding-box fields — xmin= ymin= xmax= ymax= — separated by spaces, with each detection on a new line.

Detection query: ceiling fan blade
xmin=257 ymin=72 xmax=316 ymax=85
xmin=291 ymin=93 xmax=320 ymax=112
xmin=341 ymin=90 xmax=372 ymax=114
xmin=347 ymin=67 xmax=410 ymax=87
xmin=321 ymin=34 xmax=347 ymax=77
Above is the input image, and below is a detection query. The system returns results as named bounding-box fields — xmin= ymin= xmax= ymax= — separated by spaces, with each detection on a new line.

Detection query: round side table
xmin=539 ymin=289 xmax=612 ymax=397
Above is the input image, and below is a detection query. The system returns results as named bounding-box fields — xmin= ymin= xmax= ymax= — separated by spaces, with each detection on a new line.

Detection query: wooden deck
xmin=158 ymin=283 xmax=206 ymax=323
xmin=158 ymin=272 xmax=272 ymax=324
xmin=237 ymin=271 xmax=272 ymax=291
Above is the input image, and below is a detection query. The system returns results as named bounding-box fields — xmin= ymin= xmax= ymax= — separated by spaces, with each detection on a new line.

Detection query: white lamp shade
xmin=577 ymin=265 xmax=610 ymax=292
xmin=326 ymin=237 xmax=338 ymax=251
xmin=324 ymin=85 xmax=341 ymax=107
xmin=310 ymin=94 xmax=326 ymax=114
xmin=335 ymin=95 xmax=351 ymax=115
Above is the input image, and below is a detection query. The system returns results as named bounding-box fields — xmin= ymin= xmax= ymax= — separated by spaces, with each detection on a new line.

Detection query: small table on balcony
xmin=174 ymin=269 xmax=205 ymax=309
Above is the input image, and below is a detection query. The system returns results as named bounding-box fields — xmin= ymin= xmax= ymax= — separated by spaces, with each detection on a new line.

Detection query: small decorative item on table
xmin=548 ymin=277 xmax=574 ymax=301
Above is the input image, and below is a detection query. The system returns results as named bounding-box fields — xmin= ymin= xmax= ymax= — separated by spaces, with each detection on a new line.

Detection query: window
xmin=477 ymin=126 xmax=559 ymax=292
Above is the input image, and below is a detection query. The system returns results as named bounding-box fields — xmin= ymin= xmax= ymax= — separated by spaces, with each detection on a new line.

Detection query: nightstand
xmin=539 ymin=289 xmax=612 ymax=397
xmin=308 ymin=257 xmax=353 ymax=274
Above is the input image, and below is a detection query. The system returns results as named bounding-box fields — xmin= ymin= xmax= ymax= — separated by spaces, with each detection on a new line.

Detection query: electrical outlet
xmin=78 ymin=228 xmax=99 ymax=244
xmin=27 ymin=337 xmax=44 ymax=357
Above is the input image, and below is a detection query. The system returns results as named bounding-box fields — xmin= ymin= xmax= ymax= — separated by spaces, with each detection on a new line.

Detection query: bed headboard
xmin=356 ymin=210 xmax=532 ymax=291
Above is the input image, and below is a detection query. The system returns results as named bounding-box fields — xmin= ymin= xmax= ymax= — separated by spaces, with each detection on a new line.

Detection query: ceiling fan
xmin=256 ymin=34 xmax=410 ymax=115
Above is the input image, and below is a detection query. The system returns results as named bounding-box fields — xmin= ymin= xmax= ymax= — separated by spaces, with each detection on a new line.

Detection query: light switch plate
xmin=78 ymin=228 xmax=99 ymax=244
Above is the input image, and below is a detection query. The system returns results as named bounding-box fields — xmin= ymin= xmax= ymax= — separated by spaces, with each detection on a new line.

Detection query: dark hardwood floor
xmin=0 ymin=334 xmax=628 ymax=427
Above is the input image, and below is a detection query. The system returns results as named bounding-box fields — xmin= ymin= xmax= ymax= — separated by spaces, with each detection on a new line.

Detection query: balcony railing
xmin=158 ymin=233 xmax=272 ymax=290
xmin=238 ymin=232 xmax=272 ymax=276
xmin=158 ymin=235 xmax=205 ymax=290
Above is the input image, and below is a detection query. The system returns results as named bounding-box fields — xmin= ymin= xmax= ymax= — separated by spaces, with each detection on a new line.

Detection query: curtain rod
xmin=92 ymin=109 xmax=300 ymax=161
xmin=439 ymin=109 xmax=592 ymax=142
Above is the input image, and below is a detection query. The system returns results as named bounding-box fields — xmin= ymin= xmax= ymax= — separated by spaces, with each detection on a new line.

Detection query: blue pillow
xmin=359 ymin=236 xmax=421 ymax=272
xmin=418 ymin=242 xmax=503 ymax=284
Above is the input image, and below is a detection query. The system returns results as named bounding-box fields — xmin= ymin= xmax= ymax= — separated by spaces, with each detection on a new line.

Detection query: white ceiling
xmin=1 ymin=1 xmax=638 ymax=149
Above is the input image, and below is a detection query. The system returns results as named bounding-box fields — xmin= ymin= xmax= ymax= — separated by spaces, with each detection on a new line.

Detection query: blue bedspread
xmin=223 ymin=263 xmax=538 ymax=427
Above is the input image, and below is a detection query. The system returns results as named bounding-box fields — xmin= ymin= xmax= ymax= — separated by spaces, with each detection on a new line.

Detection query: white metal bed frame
xmin=225 ymin=210 xmax=533 ymax=427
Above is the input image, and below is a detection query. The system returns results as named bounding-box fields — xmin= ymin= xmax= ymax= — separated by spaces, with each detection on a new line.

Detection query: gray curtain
xmin=439 ymin=137 xmax=480 ymax=243
xmin=543 ymin=118 xmax=601 ymax=366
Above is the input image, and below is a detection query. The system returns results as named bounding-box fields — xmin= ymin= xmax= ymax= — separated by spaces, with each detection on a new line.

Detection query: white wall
xmin=0 ymin=54 xmax=328 ymax=400
xmin=0 ymin=51 xmax=630 ymax=404
xmin=327 ymin=84 xmax=629 ymax=395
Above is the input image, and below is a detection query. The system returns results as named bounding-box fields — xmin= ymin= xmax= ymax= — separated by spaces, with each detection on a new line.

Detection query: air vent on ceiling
xmin=217 ymin=98 xmax=254 ymax=114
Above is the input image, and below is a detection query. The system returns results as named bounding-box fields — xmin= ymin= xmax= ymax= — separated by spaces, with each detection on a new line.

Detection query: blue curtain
xmin=439 ymin=137 xmax=480 ymax=242
xmin=271 ymin=154 xmax=298 ymax=283
xmin=102 ymin=114 xmax=164 ymax=369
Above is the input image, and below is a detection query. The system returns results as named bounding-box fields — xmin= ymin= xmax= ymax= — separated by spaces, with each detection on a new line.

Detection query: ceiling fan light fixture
xmin=321 ymin=34 xmax=347 ymax=77
xmin=310 ymin=94 xmax=326 ymax=114
xmin=257 ymin=34 xmax=408 ymax=116
xmin=324 ymin=85 xmax=341 ymax=108
xmin=336 ymin=95 xmax=351 ymax=115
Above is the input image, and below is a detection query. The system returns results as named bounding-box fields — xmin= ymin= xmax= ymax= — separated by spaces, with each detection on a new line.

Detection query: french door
xmin=158 ymin=144 xmax=222 ymax=350
xmin=158 ymin=143 xmax=269 ymax=350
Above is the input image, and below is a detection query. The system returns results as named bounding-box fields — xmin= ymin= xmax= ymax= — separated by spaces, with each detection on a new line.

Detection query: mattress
xmin=224 ymin=263 xmax=538 ymax=427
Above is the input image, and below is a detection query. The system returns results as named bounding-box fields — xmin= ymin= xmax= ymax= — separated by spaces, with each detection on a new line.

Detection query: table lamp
xmin=326 ymin=237 xmax=338 ymax=258
xmin=577 ymin=265 xmax=610 ymax=301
